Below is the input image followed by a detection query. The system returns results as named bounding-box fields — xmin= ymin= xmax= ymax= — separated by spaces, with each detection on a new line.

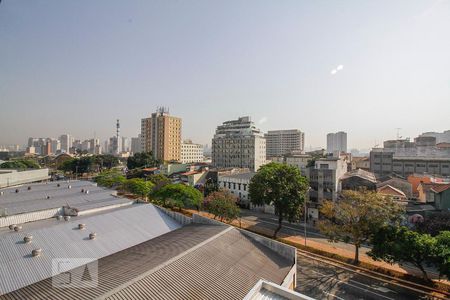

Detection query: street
xmin=296 ymin=251 xmax=445 ymax=300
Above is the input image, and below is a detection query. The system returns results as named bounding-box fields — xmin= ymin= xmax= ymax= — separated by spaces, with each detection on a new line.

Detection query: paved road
xmin=296 ymin=252 xmax=441 ymax=300
xmin=240 ymin=209 xmax=440 ymax=278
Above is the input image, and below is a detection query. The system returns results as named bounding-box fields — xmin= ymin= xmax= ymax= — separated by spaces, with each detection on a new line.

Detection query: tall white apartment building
xmin=265 ymin=129 xmax=305 ymax=158
xmin=181 ymin=140 xmax=204 ymax=163
xmin=131 ymin=136 xmax=142 ymax=154
xmin=212 ymin=116 xmax=266 ymax=172
xmin=327 ymin=131 xmax=347 ymax=154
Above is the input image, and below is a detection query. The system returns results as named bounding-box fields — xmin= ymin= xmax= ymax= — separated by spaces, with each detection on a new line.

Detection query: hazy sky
xmin=1 ymin=0 xmax=449 ymax=149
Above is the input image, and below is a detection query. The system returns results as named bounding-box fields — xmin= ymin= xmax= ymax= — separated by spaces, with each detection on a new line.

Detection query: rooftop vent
xmin=68 ymin=185 xmax=72 ymax=189
xmin=85 ymin=190 xmax=89 ymax=194
xmin=0 ymin=191 xmax=3 ymax=196
xmin=14 ymin=225 xmax=22 ymax=232
xmin=9 ymin=224 xmax=16 ymax=230
xmin=32 ymin=248 xmax=42 ymax=257
xmin=15 ymin=189 xmax=19 ymax=193
xmin=57 ymin=183 xmax=60 ymax=187
xmin=89 ymin=232 xmax=97 ymax=240
xmin=64 ymin=216 xmax=71 ymax=221
xmin=27 ymin=186 xmax=31 ymax=190
xmin=24 ymin=235 xmax=33 ymax=243
xmin=56 ymin=215 xmax=63 ymax=221
xmin=78 ymin=223 xmax=86 ymax=230
xmin=46 ymin=196 xmax=51 ymax=199
xmin=81 ymin=189 xmax=84 ymax=193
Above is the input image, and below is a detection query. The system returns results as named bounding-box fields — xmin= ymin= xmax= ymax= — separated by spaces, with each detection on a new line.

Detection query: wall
xmin=0 ymin=169 xmax=49 ymax=188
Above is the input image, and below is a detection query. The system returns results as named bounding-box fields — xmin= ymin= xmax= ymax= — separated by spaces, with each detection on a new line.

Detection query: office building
xmin=271 ymin=153 xmax=312 ymax=176
xmin=141 ymin=108 xmax=182 ymax=162
xmin=181 ymin=140 xmax=204 ymax=163
xmin=212 ymin=116 xmax=266 ymax=172
xmin=59 ymin=134 xmax=72 ymax=153
xmin=326 ymin=131 xmax=347 ymax=154
xmin=122 ymin=137 xmax=130 ymax=152
xmin=419 ymin=130 xmax=450 ymax=144
xmin=265 ymin=129 xmax=305 ymax=158
xmin=130 ymin=135 xmax=142 ymax=154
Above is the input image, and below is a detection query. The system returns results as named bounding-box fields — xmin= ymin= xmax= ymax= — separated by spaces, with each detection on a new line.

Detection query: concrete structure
xmin=265 ymin=130 xmax=305 ymax=158
xmin=326 ymin=131 xmax=347 ymax=154
xmin=0 ymin=169 xmax=49 ymax=189
xmin=212 ymin=116 xmax=266 ymax=172
xmin=59 ymin=134 xmax=72 ymax=153
xmin=141 ymin=107 xmax=182 ymax=162
xmin=309 ymin=154 xmax=349 ymax=217
xmin=130 ymin=135 xmax=142 ymax=154
xmin=181 ymin=140 xmax=204 ymax=163
xmin=270 ymin=153 xmax=311 ymax=176
xmin=419 ymin=130 xmax=450 ymax=144
xmin=218 ymin=172 xmax=255 ymax=207
xmin=370 ymin=148 xmax=450 ymax=178
xmin=350 ymin=156 xmax=370 ymax=171
xmin=160 ymin=163 xmax=189 ymax=176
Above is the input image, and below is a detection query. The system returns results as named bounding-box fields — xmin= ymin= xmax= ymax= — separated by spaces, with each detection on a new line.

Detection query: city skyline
xmin=1 ymin=1 xmax=450 ymax=149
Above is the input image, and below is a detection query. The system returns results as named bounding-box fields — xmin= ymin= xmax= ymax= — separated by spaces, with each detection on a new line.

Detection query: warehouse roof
xmin=219 ymin=172 xmax=256 ymax=181
xmin=1 ymin=223 xmax=294 ymax=300
xmin=0 ymin=204 xmax=182 ymax=295
xmin=0 ymin=181 xmax=131 ymax=216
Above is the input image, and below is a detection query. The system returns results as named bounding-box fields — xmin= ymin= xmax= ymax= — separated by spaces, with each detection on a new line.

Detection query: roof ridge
xmin=96 ymin=226 xmax=233 ymax=300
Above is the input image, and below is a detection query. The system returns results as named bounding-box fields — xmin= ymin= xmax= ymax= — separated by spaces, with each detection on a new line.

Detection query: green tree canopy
xmin=0 ymin=159 xmax=40 ymax=170
xmin=435 ymin=231 xmax=450 ymax=279
xmin=122 ymin=178 xmax=154 ymax=199
xmin=59 ymin=155 xmax=120 ymax=174
xmin=204 ymin=190 xmax=240 ymax=223
xmin=249 ymin=162 xmax=309 ymax=238
xmin=416 ymin=212 xmax=450 ymax=236
xmin=127 ymin=152 xmax=159 ymax=170
xmin=319 ymin=190 xmax=404 ymax=264
xmin=94 ymin=170 xmax=126 ymax=188
xmin=153 ymin=183 xmax=203 ymax=210
xmin=369 ymin=226 xmax=437 ymax=280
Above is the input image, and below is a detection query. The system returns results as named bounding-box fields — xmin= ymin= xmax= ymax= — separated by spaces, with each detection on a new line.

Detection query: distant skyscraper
xmin=60 ymin=134 xmax=72 ymax=153
xmin=327 ymin=131 xmax=347 ymax=154
xmin=265 ymin=129 xmax=305 ymax=158
xmin=131 ymin=135 xmax=142 ymax=154
xmin=212 ymin=116 xmax=266 ymax=171
xmin=122 ymin=137 xmax=130 ymax=152
xmin=141 ymin=108 xmax=182 ymax=162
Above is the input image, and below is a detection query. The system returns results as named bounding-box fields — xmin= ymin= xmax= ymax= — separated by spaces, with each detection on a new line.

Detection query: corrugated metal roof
xmin=106 ymin=227 xmax=292 ymax=300
xmin=1 ymin=224 xmax=294 ymax=300
xmin=0 ymin=204 xmax=182 ymax=295
xmin=0 ymin=181 xmax=131 ymax=217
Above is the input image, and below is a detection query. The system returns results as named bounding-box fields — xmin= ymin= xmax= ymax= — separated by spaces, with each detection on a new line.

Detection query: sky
xmin=1 ymin=0 xmax=449 ymax=150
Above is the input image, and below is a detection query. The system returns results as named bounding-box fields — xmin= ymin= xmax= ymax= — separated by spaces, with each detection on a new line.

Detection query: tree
xmin=127 ymin=152 xmax=159 ymax=170
xmin=416 ymin=212 xmax=450 ymax=236
xmin=94 ymin=170 xmax=126 ymax=188
xmin=249 ymin=162 xmax=309 ymax=238
xmin=319 ymin=190 xmax=404 ymax=264
xmin=122 ymin=178 xmax=154 ymax=199
xmin=153 ymin=183 xmax=203 ymax=210
xmin=369 ymin=226 xmax=437 ymax=280
xmin=204 ymin=190 xmax=240 ymax=223
xmin=0 ymin=159 xmax=40 ymax=170
xmin=147 ymin=174 xmax=171 ymax=193
xmin=434 ymin=231 xmax=450 ymax=279
xmin=203 ymin=178 xmax=219 ymax=197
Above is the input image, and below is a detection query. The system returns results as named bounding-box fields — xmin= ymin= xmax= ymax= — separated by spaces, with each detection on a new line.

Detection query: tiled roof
xmin=1 ymin=224 xmax=293 ymax=300
xmin=377 ymin=185 xmax=406 ymax=197
xmin=0 ymin=204 xmax=182 ymax=295
xmin=430 ymin=183 xmax=450 ymax=193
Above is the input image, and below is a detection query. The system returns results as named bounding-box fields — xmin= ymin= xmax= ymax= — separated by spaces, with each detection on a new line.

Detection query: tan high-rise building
xmin=141 ymin=108 xmax=182 ymax=162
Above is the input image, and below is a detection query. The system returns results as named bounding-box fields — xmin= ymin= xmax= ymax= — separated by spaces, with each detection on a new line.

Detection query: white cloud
xmin=258 ymin=117 xmax=268 ymax=124
xmin=336 ymin=65 xmax=344 ymax=71
xmin=330 ymin=69 xmax=337 ymax=75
